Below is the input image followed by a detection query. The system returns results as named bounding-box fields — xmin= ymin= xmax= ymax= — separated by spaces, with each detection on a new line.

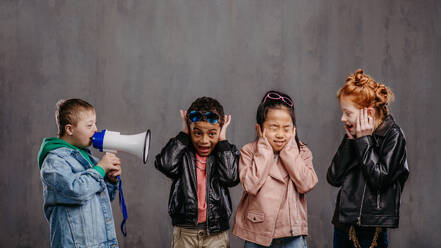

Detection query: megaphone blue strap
xmin=116 ymin=175 xmax=128 ymax=236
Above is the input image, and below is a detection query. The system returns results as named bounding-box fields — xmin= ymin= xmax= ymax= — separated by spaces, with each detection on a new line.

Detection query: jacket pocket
xmin=247 ymin=211 xmax=264 ymax=223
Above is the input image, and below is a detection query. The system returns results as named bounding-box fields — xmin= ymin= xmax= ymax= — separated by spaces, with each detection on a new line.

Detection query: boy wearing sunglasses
xmin=155 ymin=96 xmax=240 ymax=248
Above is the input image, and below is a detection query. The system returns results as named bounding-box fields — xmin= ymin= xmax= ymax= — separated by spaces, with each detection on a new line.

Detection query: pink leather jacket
xmin=232 ymin=137 xmax=318 ymax=246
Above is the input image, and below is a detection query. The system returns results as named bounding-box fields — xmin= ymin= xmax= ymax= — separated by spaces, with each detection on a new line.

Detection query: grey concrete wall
xmin=1 ymin=0 xmax=440 ymax=247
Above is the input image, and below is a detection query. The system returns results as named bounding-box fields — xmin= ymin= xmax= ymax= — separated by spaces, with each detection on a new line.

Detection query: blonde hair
xmin=337 ymin=69 xmax=394 ymax=121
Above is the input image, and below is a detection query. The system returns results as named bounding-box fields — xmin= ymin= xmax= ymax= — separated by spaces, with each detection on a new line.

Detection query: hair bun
xmin=349 ymin=69 xmax=370 ymax=87
xmin=376 ymin=84 xmax=388 ymax=95
xmin=375 ymin=83 xmax=394 ymax=107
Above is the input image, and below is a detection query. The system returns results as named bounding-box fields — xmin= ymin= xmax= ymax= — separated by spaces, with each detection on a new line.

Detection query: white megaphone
xmin=92 ymin=129 xmax=151 ymax=164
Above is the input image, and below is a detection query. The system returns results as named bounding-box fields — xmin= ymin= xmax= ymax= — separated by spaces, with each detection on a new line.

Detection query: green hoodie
xmin=37 ymin=137 xmax=105 ymax=177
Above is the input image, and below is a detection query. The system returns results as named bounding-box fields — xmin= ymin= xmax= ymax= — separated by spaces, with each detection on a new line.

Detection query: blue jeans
xmin=333 ymin=227 xmax=388 ymax=248
xmin=244 ymin=236 xmax=307 ymax=248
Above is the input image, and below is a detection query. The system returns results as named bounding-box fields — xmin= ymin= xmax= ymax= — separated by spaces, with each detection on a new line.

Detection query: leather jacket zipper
xmin=205 ymin=158 xmax=210 ymax=235
xmin=287 ymin=185 xmax=294 ymax=236
xmin=377 ymin=191 xmax=381 ymax=209
xmin=357 ymin=183 xmax=367 ymax=225
xmin=279 ymin=154 xmax=294 ymax=236
xmin=275 ymin=155 xmax=293 ymax=236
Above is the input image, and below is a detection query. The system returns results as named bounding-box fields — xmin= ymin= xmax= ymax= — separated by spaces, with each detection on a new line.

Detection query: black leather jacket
xmin=155 ymin=132 xmax=240 ymax=234
xmin=327 ymin=115 xmax=409 ymax=229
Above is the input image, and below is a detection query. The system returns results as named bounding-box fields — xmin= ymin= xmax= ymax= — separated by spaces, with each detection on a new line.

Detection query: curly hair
xmin=186 ymin=96 xmax=225 ymax=127
xmin=337 ymin=69 xmax=395 ymax=121
xmin=55 ymin=99 xmax=95 ymax=137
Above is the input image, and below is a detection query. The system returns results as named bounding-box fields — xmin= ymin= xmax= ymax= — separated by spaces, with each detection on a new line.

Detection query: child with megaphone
xmin=155 ymin=96 xmax=240 ymax=248
xmin=38 ymin=99 xmax=121 ymax=248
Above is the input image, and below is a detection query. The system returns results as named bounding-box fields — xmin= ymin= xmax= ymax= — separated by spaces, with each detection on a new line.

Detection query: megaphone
xmin=91 ymin=129 xmax=151 ymax=237
xmin=92 ymin=129 xmax=151 ymax=164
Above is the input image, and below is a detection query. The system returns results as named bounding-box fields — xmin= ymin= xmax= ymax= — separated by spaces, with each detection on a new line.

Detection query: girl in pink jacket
xmin=233 ymin=90 xmax=318 ymax=248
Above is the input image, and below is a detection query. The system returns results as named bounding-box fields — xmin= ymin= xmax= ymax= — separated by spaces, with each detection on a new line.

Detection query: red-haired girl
xmin=327 ymin=69 xmax=409 ymax=248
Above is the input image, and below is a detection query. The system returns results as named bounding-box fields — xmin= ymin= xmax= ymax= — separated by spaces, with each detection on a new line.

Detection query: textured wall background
xmin=1 ymin=0 xmax=440 ymax=247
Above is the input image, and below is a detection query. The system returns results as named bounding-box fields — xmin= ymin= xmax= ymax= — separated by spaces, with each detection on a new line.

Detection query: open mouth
xmin=198 ymin=146 xmax=211 ymax=153
xmin=346 ymin=124 xmax=354 ymax=131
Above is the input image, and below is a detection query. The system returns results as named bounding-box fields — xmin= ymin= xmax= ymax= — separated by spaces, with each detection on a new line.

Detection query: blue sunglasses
xmin=187 ymin=111 xmax=220 ymax=124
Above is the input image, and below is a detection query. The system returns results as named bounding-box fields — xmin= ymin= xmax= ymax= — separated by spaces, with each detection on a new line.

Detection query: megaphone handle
xmin=116 ymin=175 xmax=128 ymax=236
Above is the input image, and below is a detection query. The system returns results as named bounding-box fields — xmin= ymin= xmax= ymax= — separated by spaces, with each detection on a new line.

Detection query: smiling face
xmin=68 ymin=109 xmax=97 ymax=148
xmin=339 ymin=96 xmax=361 ymax=136
xmin=189 ymin=121 xmax=221 ymax=157
xmin=261 ymin=107 xmax=294 ymax=152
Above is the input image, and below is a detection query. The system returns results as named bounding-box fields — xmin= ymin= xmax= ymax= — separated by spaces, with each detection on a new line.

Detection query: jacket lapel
xmin=269 ymin=156 xmax=288 ymax=183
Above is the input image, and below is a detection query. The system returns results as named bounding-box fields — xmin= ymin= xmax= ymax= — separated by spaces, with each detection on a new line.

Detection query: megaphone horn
xmin=92 ymin=129 xmax=151 ymax=164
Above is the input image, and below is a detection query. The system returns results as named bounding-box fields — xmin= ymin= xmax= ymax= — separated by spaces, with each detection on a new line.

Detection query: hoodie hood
xmin=37 ymin=137 xmax=92 ymax=169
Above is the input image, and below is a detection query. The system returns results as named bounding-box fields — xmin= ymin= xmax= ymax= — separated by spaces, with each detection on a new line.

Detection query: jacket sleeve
xmin=279 ymin=139 xmax=318 ymax=194
xmin=154 ymin=132 xmax=190 ymax=179
xmin=239 ymin=138 xmax=274 ymax=195
xmin=41 ymin=154 xmax=107 ymax=205
xmin=89 ymin=154 xmax=118 ymax=201
xmin=354 ymin=128 xmax=409 ymax=191
xmin=105 ymin=179 xmax=119 ymax=202
xmin=327 ymin=136 xmax=360 ymax=187
xmin=212 ymin=140 xmax=240 ymax=187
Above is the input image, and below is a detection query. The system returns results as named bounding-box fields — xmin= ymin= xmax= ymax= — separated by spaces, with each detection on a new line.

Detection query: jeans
xmin=244 ymin=236 xmax=307 ymax=248
xmin=333 ymin=227 xmax=388 ymax=248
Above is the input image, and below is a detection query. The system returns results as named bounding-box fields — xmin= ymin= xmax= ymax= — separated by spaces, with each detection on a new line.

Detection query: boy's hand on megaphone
xmin=107 ymin=163 xmax=121 ymax=183
xmin=97 ymin=153 xmax=121 ymax=174
xmin=106 ymin=153 xmax=121 ymax=183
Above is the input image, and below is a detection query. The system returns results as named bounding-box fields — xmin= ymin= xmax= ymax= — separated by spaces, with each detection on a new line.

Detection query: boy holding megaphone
xmin=38 ymin=99 xmax=121 ymax=248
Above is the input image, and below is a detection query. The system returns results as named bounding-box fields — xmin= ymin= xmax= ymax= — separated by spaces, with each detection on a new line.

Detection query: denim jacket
xmin=40 ymin=147 xmax=119 ymax=248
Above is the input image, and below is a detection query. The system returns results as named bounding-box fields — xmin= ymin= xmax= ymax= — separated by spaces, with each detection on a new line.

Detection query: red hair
xmin=337 ymin=69 xmax=394 ymax=121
